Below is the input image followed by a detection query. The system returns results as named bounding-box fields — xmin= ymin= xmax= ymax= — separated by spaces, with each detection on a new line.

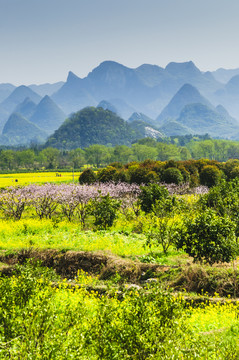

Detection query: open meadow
xmin=1 ymin=172 xmax=239 ymax=358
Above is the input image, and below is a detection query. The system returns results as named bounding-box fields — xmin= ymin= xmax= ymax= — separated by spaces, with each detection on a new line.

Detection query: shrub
xmin=178 ymin=165 xmax=190 ymax=183
xmin=138 ymin=183 xmax=169 ymax=213
xmin=113 ymin=169 xmax=129 ymax=183
xmin=230 ymin=166 xmax=239 ymax=180
xmin=90 ymin=285 xmax=187 ymax=360
xmin=176 ymin=209 xmax=238 ymax=265
xmin=200 ymin=178 xmax=239 ymax=236
xmin=144 ymin=170 xmax=160 ymax=184
xmin=146 ymin=214 xmax=182 ymax=254
xmin=223 ymin=159 xmax=239 ymax=180
xmin=91 ymin=193 xmax=121 ymax=229
xmin=79 ymin=168 xmax=96 ymax=184
xmin=97 ymin=166 xmax=117 ymax=183
xmin=199 ymin=165 xmax=222 ymax=187
xmin=129 ymin=167 xmax=152 ymax=185
xmin=161 ymin=167 xmax=183 ymax=185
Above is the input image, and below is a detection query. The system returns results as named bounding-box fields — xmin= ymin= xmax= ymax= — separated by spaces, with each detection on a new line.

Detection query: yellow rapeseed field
xmin=0 ymin=171 xmax=81 ymax=187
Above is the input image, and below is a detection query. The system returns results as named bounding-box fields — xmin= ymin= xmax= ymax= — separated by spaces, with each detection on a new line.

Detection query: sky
xmin=1 ymin=0 xmax=239 ymax=85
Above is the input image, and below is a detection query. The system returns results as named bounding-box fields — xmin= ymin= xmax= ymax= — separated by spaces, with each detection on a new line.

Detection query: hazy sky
xmin=1 ymin=0 xmax=239 ymax=85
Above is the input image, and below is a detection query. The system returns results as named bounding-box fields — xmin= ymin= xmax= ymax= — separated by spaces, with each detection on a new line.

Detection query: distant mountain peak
xmin=1 ymin=85 xmax=41 ymax=114
xmin=30 ymin=95 xmax=66 ymax=135
xmin=2 ymin=112 xmax=47 ymax=145
xmin=156 ymin=83 xmax=212 ymax=124
xmin=88 ymin=61 xmax=130 ymax=80
xmin=17 ymin=96 xmax=35 ymax=106
xmin=45 ymin=106 xmax=142 ymax=149
xmin=67 ymin=71 xmax=81 ymax=83
xmin=97 ymin=100 xmax=118 ymax=114
xmin=176 ymin=83 xmax=202 ymax=97
xmin=14 ymin=97 xmax=37 ymax=119
xmin=96 ymin=60 xmax=125 ymax=70
xmin=128 ymin=112 xmax=154 ymax=125
xmin=41 ymin=94 xmax=52 ymax=103
xmin=225 ymin=74 xmax=239 ymax=95
xmin=165 ymin=61 xmax=201 ymax=76
xmin=7 ymin=85 xmax=40 ymax=98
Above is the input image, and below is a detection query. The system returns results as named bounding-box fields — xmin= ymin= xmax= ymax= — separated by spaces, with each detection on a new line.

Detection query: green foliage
xmin=131 ymin=143 xmax=158 ymax=162
xmin=97 ymin=166 xmax=117 ymax=183
xmin=223 ymin=159 xmax=239 ymax=179
xmin=139 ymin=183 xmax=169 ymax=213
xmin=129 ymin=166 xmax=159 ymax=185
xmin=162 ymin=167 xmax=183 ymax=184
xmin=1 ymin=260 xmax=239 ymax=359
xmin=145 ymin=195 xmax=185 ymax=254
xmin=78 ymin=168 xmax=96 ymax=184
xmin=200 ymin=178 xmax=239 ymax=236
xmin=113 ymin=169 xmax=129 ymax=183
xmin=46 ymin=107 xmax=141 ymax=149
xmin=176 ymin=209 xmax=238 ymax=264
xmin=146 ymin=215 xmax=182 ymax=254
xmin=89 ymin=285 xmax=186 ymax=360
xmin=199 ymin=164 xmax=222 ymax=187
xmin=0 ymin=262 xmax=87 ymax=359
xmin=229 ymin=165 xmax=239 ymax=180
xmin=91 ymin=193 xmax=121 ymax=229
xmin=40 ymin=147 xmax=60 ymax=169
xmin=85 ymin=144 xmax=112 ymax=167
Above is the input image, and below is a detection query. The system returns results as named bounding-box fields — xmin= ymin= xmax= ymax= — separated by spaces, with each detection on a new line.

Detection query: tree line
xmin=2 ymin=136 xmax=239 ymax=171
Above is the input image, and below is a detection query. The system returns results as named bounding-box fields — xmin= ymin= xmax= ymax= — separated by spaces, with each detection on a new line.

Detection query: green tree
xmin=0 ymin=150 xmax=16 ymax=170
xmin=40 ymin=147 xmax=60 ymax=169
xmin=132 ymin=144 xmax=158 ymax=162
xmin=85 ymin=145 xmax=111 ymax=168
xmin=112 ymin=145 xmax=133 ymax=163
xmin=68 ymin=148 xmax=86 ymax=168
xmin=176 ymin=210 xmax=238 ymax=265
xmin=156 ymin=143 xmax=180 ymax=161
xmin=16 ymin=150 xmax=35 ymax=168
xmin=97 ymin=166 xmax=118 ymax=183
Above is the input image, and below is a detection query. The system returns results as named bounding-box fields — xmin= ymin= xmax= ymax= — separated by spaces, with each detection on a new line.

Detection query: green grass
xmin=0 ymin=218 xmax=156 ymax=257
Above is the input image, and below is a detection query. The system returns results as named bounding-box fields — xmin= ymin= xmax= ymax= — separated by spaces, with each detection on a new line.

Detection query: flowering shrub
xmin=0 ymin=186 xmax=32 ymax=220
xmin=0 ymin=182 xmax=141 ymax=224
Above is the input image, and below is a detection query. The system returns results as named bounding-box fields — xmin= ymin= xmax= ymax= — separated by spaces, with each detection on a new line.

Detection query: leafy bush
xmin=176 ymin=209 xmax=238 ymax=264
xmin=91 ymin=193 xmax=121 ymax=229
xmin=161 ymin=167 xmax=183 ymax=184
xmin=129 ymin=166 xmax=153 ymax=185
xmin=89 ymin=285 xmax=187 ymax=360
xmin=97 ymin=166 xmax=117 ymax=183
xmin=229 ymin=166 xmax=239 ymax=180
xmin=199 ymin=165 xmax=222 ymax=187
xmin=78 ymin=168 xmax=96 ymax=184
xmin=223 ymin=159 xmax=239 ymax=180
xmin=200 ymin=178 xmax=239 ymax=235
xmin=138 ymin=183 xmax=169 ymax=213
xmin=113 ymin=169 xmax=129 ymax=183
